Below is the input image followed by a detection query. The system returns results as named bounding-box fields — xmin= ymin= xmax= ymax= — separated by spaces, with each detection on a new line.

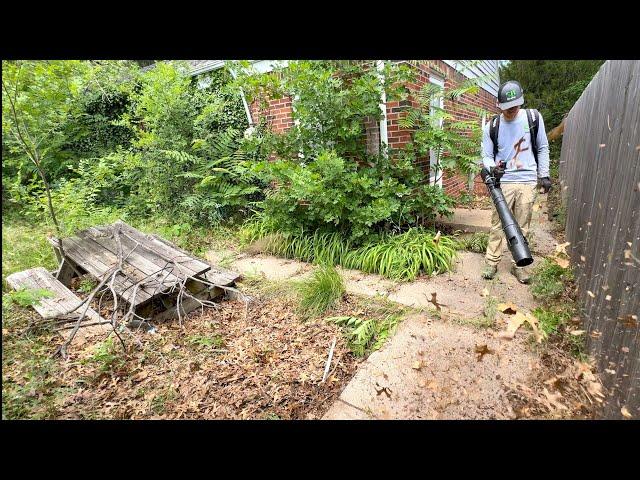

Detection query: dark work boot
xmin=511 ymin=264 xmax=531 ymax=284
xmin=481 ymin=263 xmax=498 ymax=280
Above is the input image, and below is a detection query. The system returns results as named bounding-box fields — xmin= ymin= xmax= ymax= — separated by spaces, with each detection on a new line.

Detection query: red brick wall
xmin=248 ymin=61 xmax=500 ymax=198
xmin=390 ymin=61 xmax=499 ymax=198
xmin=249 ymin=96 xmax=294 ymax=133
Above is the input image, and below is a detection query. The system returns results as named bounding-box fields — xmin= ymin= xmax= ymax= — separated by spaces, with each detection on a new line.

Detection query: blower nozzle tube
xmin=480 ymin=168 xmax=533 ymax=267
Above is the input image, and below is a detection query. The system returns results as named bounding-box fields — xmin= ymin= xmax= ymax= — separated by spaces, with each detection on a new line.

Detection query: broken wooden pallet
xmin=6 ymin=267 xmax=112 ymax=341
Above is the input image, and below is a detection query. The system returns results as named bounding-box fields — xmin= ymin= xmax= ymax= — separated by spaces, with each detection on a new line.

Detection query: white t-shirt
xmin=481 ymin=109 xmax=550 ymax=183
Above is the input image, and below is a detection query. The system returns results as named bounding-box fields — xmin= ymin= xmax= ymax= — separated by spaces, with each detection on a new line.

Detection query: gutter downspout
xmin=376 ymin=60 xmax=389 ymax=155
xmin=227 ymin=64 xmax=254 ymax=127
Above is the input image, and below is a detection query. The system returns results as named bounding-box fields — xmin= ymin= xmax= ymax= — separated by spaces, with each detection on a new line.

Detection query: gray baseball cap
xmin=497 ymin=80 xmax=525 ymax=110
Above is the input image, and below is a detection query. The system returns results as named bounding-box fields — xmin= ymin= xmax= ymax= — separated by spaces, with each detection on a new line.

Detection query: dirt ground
xmin=3 ymin=292 xmax=361 ymax=420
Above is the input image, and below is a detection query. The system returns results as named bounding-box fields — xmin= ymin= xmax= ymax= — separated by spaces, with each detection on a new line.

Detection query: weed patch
xmin=455 ymin=232 xmax=489 ymax=253
xmin=530 ymin=258 xmax=574 ymax=304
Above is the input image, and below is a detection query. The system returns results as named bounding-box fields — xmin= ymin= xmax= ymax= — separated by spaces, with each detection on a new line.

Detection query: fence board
xmin=559 ymin=60 xmax=640 ymax=419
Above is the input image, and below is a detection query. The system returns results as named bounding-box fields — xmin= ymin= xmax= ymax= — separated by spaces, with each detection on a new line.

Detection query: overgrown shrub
xmin=250 ymin=150 xmax=455 ymax=242
xmin=234 ymin=60 xmax=485 ymax=243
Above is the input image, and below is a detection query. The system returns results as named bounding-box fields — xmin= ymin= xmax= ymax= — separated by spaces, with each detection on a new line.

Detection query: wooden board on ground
xmin=6 ymin=267 xmax=112 ymax=341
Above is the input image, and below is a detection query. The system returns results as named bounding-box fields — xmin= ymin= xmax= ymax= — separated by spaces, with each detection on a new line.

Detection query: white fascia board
xmin=189 ymin=60 xmax=289 ymax=77
xmin=443 ymin=60 xmax=499 ymax=97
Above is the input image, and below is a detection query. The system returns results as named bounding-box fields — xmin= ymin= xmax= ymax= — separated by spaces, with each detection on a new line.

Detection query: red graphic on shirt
xmin=509 ymin=136 xmax=529 ymax=169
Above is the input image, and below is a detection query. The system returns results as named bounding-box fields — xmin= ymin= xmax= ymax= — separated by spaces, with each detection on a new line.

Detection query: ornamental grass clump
xmin=297 ymin=264 xmax=345 ymax=319
xmin=241 ymin=223 xmax=457 ymax=282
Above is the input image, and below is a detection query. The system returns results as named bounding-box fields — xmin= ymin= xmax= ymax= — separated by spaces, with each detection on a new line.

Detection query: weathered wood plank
xmin=78 ymin=226 xmax=183 ymax=285
xmin=6 ymin=267 xmax=104 ymax=324
xmin=115 ymin=221 xmax=210 ymax=276
xmin=50 ymin=237 xmax=153 ymax=305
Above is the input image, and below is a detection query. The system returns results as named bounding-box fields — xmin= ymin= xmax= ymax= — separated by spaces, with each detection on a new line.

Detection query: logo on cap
xmin=505 ymin=89 xmax=517 ymax=101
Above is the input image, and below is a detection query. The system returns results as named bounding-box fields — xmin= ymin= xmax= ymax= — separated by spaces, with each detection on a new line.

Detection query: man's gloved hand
xmin=540 ymin=177 xmax=552 ymax=193
xmin=490 ymin=163 xmax=505 ymax=181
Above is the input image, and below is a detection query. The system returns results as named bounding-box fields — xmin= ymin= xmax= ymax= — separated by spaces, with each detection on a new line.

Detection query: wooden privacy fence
xmin=559 ymin=60 xmax=639 ymax=419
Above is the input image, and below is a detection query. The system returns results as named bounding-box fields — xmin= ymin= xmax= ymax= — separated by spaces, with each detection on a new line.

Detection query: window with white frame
xmin=429 ymin=75 xmax=445 ymax=187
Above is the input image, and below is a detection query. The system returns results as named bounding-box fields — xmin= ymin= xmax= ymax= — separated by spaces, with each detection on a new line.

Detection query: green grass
xmin=530 ymin=258 xmax=574 ymax=304
xmin=187 ymin=334 xmax=225 ymax=349
xmin=241 ymin=224 xmax=458 ymax=282
xmin=81 ymin=337 xmax=126 ymax=376
xmin=455 ymin=232 xmax=489 ymax=253
xmin=77 ymin=277 xmax=97 ymax=294
xmin=297 ymin=264 xmax=345 ymax=319
xmin=452 ymin=296 xmax=498 ymax=329
xmin=2 ymin=215 xmax=58 ymax=289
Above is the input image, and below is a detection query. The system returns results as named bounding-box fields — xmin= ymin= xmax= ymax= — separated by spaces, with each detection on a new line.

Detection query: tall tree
xmin=2 ymin=60 xmax=89 ymax=265
xmin=500 ymin=60 xmax=604 ymax=129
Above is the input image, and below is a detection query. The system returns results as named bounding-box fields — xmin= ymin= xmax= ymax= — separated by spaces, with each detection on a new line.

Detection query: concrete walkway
xmin=205 ymin=195 xmax=556 ymax=420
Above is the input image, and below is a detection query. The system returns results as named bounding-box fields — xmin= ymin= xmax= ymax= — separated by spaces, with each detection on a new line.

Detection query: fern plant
xmin=398 ymin=78 xmax=488 ymax=184
xmin=328 ymin=314 xmax=401 ymax=357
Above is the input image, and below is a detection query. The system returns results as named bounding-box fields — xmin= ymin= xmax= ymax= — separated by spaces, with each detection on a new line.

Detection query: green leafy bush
xmin=250 ymin=150 xmax=455 ymax=242
xmin=297 ymin=264 xmax=345 ymax=318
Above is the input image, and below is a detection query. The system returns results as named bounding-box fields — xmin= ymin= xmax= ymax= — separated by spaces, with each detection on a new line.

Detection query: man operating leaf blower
xmin=481 ymin=80 xmax=552 ymax=284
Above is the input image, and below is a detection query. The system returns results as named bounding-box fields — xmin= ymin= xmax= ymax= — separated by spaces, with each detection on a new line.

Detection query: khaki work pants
xmin=485 ymin=183 xmax=537 ymax=267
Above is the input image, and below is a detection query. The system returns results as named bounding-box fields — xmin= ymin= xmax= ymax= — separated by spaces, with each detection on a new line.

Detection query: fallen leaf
xmin=570 ymin=330 xmax=586 ymax=336
xmin=580 ymin=255 xmax=586 ymax=262
xmin=375 ymin=384 xmax=392 ymax=398
xmin=584 ymin=377 xmax=605 ymax=402
xmin=555 ymin=242 xmax=571 ymax=255
xmin=475 ymin=344 xmax=494 ymax=361
xmin=497 ymin=311 xmax=528 ymax=339
xmin=605 ymin=295 xmax=611 ymax=301
xmin=497 ymin=302 xmax=518 ymax=314
xmin=619 ymin=315 xmax=638 ymax=328
xmin=621 ymin=406 xmax=633 ymax=418
xmin=553 ymin=256 xmax=570 ymax=268
xmin=524 ymin=313 xmax=544 ymax=343
xmin=542 ymin=387 xmax=568 ymax=411
xmin=426 ymin=292 xmax=447 ymax=312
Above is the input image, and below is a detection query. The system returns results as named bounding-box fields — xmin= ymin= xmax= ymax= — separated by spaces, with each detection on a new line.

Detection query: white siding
xmin=443 ymin=60 xmax=500 ymax=97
